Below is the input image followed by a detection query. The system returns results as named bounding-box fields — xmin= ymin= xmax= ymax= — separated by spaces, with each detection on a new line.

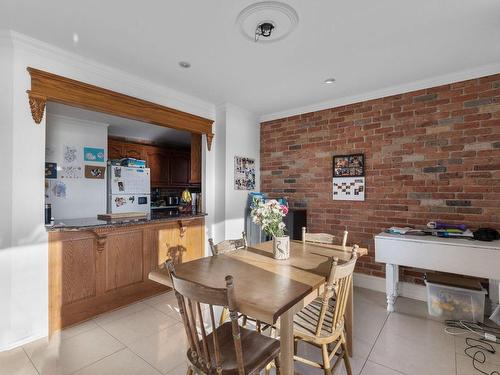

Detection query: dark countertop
xmin=46 ymin=212 xmax=207 ymax=232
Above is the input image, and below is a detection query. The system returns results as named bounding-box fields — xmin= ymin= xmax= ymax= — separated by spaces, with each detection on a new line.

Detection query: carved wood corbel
xmin=206 ymin=134 xmax=214 ymax=151
xmin=90 ymin=230 xmax=107 ymax=253
xmin=27 ymin=92 xmax=47 ymax=124
xmin=178 ymin=220 xmax=189 ymax=238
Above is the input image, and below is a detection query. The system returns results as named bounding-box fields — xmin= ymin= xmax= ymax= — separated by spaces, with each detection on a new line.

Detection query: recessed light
xmin=324 ymin=78 xmax=336 ymax=84
xmin=179 ymin=61 xmax=191 ymax=68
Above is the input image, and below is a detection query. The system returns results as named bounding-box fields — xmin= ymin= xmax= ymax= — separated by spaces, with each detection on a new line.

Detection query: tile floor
xmin=1 ymin=287 xmax=499 ymax=375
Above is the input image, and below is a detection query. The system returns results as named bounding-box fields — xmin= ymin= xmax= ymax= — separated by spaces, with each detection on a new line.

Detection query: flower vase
xmin=272 ymin=235 xmax=290 ymax=260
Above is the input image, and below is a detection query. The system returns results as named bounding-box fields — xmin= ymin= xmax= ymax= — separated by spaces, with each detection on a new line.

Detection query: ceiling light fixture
xmin=255 ymin=21 xmax=275 ymax=42
xmin=178 ymin=61 xmax=191 ymax=68
xmin=324 ymin=78 xmax=336 ymax=84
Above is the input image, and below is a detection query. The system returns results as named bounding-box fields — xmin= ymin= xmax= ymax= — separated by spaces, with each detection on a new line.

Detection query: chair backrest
xmin=315 ymin=246 xmax=358 ymax=337
xmin=208 ymin=232 xmax=247 ymax=256
xmin=165 ymin=260 xmax=245 ymax=375
xmin=302 ymin=227 xmax=349 ymax=248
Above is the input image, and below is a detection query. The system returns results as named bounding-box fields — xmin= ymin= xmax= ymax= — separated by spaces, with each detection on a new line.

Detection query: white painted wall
xmin=0 ymin=30 xmax=216 ymax=351
xmin=45 ymin=115 xmax=108 ymax=220
xmin=224 ymin=104 xmax=260 ymax=239
xmin=210 ymin=103 xmax=260 ymax=243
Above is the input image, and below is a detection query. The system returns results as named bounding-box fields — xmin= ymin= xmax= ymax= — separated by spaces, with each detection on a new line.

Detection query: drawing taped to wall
xmin=333 ymin=177 xmax=365 ymax=201
xmin=63 ymin=145 xmax=78 ymax=164
xmin=83 ymin=147 xmax=105 ymax=162
xmin=234 ymin=156 xmax=256 ymax=190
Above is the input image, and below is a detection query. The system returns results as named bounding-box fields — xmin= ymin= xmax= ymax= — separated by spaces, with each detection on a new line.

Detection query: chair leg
xmin=275 ymin=355 xmax=281 ymax=375
xmin=219 ymin=307 xmax=228 ymax=326
xmin=294 ymin=338 xmax=298 ymax=356
xmin=341 ymin=334 xmax=352 ymax=375
xmin=242 ymin=315 xmax=248 ymax=327
xmin=322 ymin=344 xmax=332 ymax=375
xmin=186 ymin=365 xmax=193 ymax=375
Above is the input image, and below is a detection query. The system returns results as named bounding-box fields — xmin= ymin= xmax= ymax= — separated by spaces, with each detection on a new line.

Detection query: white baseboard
xmin=353 ymin=272 xmax=427 ymax=302
xmin=0 ymin=332 xmax=47 ymax=352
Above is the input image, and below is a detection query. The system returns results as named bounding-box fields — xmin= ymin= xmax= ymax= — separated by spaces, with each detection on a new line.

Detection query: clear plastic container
xmin=425 ymin=280 xmax=487 ymax=323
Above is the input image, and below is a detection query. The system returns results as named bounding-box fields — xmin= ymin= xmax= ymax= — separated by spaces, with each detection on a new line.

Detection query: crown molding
xmin=260 ymin=62 xmax=500 ymax=123
xmin=6 ymin=30 xmax=215 ymax=120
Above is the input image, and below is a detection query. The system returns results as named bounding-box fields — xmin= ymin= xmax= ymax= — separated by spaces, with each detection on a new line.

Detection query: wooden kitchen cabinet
xmin=48 ymin=217 xmax=205 ymax=333
xmin=108 ymin=138 xmax=198 ymax=188
xmin=169 ymin=151 xmax=190 ymax=185
xmin=108 ymin=139 xmax=124 ymax=159
xmin=144 ymin=146 xmax=170 ymax=186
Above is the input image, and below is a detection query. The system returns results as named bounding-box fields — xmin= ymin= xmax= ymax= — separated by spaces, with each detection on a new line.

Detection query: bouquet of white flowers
xmin=250 ymin=197 xmax=289 ymax=238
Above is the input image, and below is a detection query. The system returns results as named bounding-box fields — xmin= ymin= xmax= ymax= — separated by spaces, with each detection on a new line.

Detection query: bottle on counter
xmin=45 ymin=203 xmax=52 ymax=225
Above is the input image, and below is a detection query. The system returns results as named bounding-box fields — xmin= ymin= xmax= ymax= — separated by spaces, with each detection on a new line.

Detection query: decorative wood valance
xmin=26 ymin=67 xmax=214 ymax=150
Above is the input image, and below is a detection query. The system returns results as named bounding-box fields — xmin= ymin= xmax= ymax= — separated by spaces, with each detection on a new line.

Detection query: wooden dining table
xmin=149 ymin=240 xmax=367 ymax=375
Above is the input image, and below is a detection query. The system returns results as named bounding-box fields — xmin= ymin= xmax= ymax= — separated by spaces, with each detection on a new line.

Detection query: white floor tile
xmin=128 ymin=322 xmax=187 ymax=374
xmin=73 ymin=348 xmax=162 ymax=375
xmin=96 ymin=306 xmax=178 ymax=346
xmin=0 ymin=347 xmax=38 ymax=375
xmin=93 ymin=301 xmax=149 ymax=326
xmin=23 ymin=327 xmax=124 ymax=375
xmin=166 ymin=361 xmax=188 ymax=375
xmin=360 ymin=361 xmax=405 ymax=375
xmin=369 ymin=314 xmax=455 ymax=375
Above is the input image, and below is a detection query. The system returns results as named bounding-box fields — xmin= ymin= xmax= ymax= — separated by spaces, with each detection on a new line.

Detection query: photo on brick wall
xmin=333 ymin=153 xmax=364 ymax=177
xmin=234 ymin=156 xmax=256 ymax=190
xmin=333 ymin=177 xmax=365 ymax=201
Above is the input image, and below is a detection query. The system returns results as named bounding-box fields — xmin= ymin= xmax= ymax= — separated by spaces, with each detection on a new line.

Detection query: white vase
xmin=273 ymin=235 xmax=290 ymax=260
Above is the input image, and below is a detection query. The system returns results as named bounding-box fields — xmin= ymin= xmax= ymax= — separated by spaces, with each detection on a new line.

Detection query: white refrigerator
xmin=107 ymin=166 xmax=151 ymax=214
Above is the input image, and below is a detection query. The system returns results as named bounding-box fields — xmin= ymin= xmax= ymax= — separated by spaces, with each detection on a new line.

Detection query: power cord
xmin=465 ymin=338 xmax=500 ymax=375
xmin=444 ymin=320 xmax=500 ymax=375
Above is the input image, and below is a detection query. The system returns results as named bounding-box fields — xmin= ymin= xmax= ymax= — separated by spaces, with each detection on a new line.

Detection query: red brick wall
xmin=260 ymin=74 xmax=500 ymax=284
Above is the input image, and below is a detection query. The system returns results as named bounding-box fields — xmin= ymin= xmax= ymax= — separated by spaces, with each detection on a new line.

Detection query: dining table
xmin=149 ymin=240 xmax=368 ymax=375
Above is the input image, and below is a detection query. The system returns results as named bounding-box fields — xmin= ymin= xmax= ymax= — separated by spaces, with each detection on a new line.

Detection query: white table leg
xmin=385 ymin=263 xmax=399 ymax=312
xmin=280 ymin=306 xmax=295 ymax=375
xmin=489 ymin=279 xmax=500 ymax=309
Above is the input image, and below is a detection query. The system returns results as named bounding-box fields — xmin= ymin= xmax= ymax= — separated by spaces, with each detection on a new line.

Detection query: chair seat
xmin=294 ymin=297 xmax=342 ymax=339
xmin=188 ymin=322 xmax=280 ymax=375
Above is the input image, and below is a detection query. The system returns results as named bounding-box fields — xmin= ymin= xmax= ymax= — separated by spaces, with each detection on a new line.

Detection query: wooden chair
xmin=165 ymin=260 xmax=281 ymax=375
xmin=208 ymin=233 xmax=262 ymax=329
xmin=302 ymin=227 xmax=349 ymax=248
xmin=208 ymin=232 xmax=247 ymax=256
xmin=293 ymin=248 xmax=358 ymax=375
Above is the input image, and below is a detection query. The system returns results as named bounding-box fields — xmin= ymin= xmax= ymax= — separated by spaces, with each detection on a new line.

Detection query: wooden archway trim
xmin=26 ymin=67 xmax=214 ymax=150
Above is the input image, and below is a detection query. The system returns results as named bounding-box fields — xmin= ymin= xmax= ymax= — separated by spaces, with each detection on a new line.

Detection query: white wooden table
xmin=375 ymin=232 xmax=500 ymax=312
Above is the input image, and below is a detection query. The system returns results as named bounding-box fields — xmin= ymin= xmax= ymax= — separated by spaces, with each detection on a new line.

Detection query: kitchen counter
xmin=46 ymin=212 xmax=207 ymax=232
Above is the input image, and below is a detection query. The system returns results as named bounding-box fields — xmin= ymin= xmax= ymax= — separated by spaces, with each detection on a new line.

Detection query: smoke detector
xmin=236 ymin=1 xmax=299 ymax=43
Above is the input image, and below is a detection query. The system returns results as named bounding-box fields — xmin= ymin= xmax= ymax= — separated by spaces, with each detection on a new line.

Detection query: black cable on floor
xmin=464 ymin=338 xmax=500 ymax=375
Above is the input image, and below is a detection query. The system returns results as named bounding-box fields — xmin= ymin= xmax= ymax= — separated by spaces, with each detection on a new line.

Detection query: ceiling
xmin=47 ymin=103 xmax=192 ymax=146
xmin=3 ymin=0 xmax=500 ymax=117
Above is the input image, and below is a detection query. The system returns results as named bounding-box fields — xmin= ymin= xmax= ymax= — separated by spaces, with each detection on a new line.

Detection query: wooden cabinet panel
xmin=61 ymin=238 xmax=96 ymax=305
xmin=105 ymin=231 xmax=144 ymax=291
xmin=108 ymin=139 xmax=124 ymax=160
xmin=180 ymin=219 xmax=204 ymax=262
xmin=170 ymin=152 xmax=190 ymax=185
xmin=123 ymin=143 xmax=145 ymax=160
xmin=145 ymin=147 xmax=169 ymax=185
xmin=190 ymin=133 xmax=201 ymax=184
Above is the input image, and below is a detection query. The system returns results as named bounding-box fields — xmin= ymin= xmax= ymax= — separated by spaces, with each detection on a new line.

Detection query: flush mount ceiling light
xmin=178 ymin=61 xmax=191 ymax=68
xmin=236 ymin=1 xmax=299 ymax=43
xmin=324 ymin=78 xmax=336 ymax=84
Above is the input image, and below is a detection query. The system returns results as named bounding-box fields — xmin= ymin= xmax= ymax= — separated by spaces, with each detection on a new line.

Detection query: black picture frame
xmin=333 ymin=153 xmax=364 ymax=177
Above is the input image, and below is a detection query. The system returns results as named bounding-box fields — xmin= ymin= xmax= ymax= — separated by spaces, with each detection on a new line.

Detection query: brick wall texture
xmin=260 ymin=73 xmax=500 ymax=284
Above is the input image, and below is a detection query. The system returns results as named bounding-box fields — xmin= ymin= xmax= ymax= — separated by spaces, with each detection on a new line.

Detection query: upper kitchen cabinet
xmin=169 ymin=151 xmax=190 ymax=185
xmin=108 ymin=138 xmax=124 ymax=160
xmin=144 ymin=146 xmax=170 ymax=186
xmin=108 ymin=138 xmax=199 ymax=188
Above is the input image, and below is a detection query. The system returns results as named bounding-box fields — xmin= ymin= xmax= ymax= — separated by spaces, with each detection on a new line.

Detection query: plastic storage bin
xmin=425 ymin=280 xmax=487 ymax=323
